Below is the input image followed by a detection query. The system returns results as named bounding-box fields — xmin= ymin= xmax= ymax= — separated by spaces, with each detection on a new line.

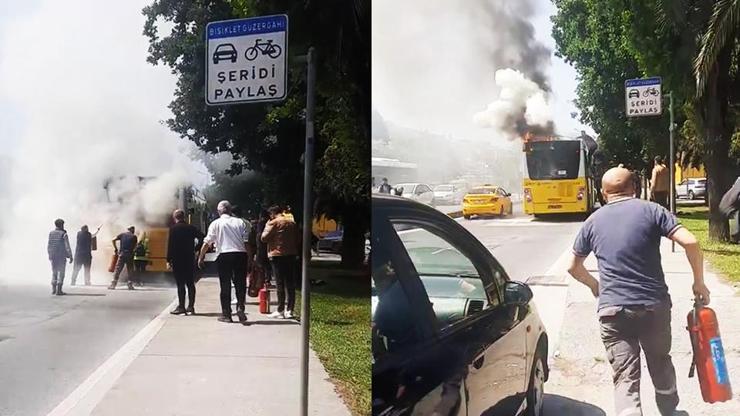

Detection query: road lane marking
xmin=46 ymin=296 xmax=178 ymax=416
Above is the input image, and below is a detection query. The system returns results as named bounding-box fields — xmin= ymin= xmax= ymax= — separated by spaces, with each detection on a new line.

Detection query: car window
xmin=391 ymin=222 xmax=496 ymax=330
xmin=372 ymin=235 xmax=429 ymax=359
xmin=418 ymin=185 xmax=431 ymax=193
xmin=679 ymin=180 xmax=687 ymax=185
xmin=469 ymin=187 xmax=495 ymax=194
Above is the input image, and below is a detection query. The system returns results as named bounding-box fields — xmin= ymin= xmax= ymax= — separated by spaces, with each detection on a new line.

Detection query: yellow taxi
xmin=462 ymin=185 xmax=513 ymax=220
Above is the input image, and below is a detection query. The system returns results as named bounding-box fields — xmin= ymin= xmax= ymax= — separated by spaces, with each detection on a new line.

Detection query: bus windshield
xmin=525 ymin=141 xmax=581 ymax=180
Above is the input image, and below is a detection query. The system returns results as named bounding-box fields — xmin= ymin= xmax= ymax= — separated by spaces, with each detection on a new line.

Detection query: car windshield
xmin=525 ymin=141 xmax=581 ymax=180
xmin=394 ymin=227 xmax=479 ymax=277
xmin=468 ymin=188 xmax=496 ymax=195
xmin=435 ymin=185 xmax=453 ymax=192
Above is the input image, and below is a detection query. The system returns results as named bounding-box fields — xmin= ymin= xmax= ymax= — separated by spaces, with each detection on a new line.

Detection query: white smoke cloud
xmin=0 ymin=0 xmax=209 ymax=283
xmin=473 ymin=68 xmax=553 ymax=139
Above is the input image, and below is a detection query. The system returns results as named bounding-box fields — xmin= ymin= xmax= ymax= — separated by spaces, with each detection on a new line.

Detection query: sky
xmin=372 ymin=0 xmax=593 ymax=146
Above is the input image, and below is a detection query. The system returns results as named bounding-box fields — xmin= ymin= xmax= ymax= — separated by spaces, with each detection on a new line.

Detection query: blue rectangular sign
xmin=207 ymin=15 xmax=287 ymax=40
xmin=625 ymin=77 xmax=662 ymax=87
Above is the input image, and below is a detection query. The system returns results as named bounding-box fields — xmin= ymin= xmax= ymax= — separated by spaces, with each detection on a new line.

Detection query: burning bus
xmin=103 ymin=175 xmax=208 ymax=276
xmin=521 ymin=132 xmax=598 ymax=216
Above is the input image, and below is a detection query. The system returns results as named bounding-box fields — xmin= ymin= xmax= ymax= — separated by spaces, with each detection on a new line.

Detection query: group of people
xmin=46 ymin=201 xmax=302 ymax=325
xmin=194 ymin=201 xmax=301 ymax=323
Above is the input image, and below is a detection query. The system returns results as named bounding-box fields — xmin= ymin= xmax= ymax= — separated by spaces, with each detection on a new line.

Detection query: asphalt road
xmin=436 ymin=204 xmax=583 ymax=282
xmin=0 ymin=278 xmax=176 ymax=416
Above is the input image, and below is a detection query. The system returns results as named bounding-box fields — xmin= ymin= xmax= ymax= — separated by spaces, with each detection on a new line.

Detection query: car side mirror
xmin=504 ymin=281 xmax=533 ymax=305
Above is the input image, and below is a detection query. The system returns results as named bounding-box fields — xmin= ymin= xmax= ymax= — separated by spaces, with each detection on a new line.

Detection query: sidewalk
xmin=65 ymin=277 xmax=351 ymax=416
xmin=545 ymin=239 xmax=740 ymax=415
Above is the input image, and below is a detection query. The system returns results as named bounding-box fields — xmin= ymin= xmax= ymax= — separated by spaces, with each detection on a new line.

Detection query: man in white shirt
xmin=197 ymin=200 xmax=251 ymax=323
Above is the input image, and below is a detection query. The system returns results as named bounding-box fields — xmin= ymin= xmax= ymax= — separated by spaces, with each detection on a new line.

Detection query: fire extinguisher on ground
xmin=686 ymin=298 xmax=733 ymax=403
xmin=259 ymin=283 xmax=271 ymax=314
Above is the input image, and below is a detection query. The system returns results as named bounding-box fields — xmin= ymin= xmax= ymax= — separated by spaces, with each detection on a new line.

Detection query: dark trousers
xmin=172 ymin=260 xmax=196 ymax=309
xmin=51 ymin=258 xmax=67 ymax=286
xmin=71 ymin=256 xmax=91 ymax=285
xmin=216 ymin=252 xmax=248 ymax=316
xmin=271 ymin=256 xmax=297 ymax=313
xmin=113 ymin=253 xmax=135 ymax=284
xmin=600 ymin=302 xmax=678 ymax=416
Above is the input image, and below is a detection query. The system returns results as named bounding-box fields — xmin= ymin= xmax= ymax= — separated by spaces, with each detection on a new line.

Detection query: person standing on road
xmin=261 ymin=205 xmax=300 ymax=319
xmin=109 ymin=226 xmax=138 ymax=290
xmin=650 ymin=156 xmax=670 ymax=208
xmin=71 ymin=225 xmax=95 ymax=286
xmin=167 ymin=209 xmax=204 ymax=316
xmin=567 ymin=166 xmax=711 ymax=416
xmin=48 ymin=218 xmax=73 ymax=295
xmin=133 ymin=233 xmax=149 ymax=287
xmin=197 ymin=200 xmax=251 ymax=323
xmin=378 ymin=177 xmax=392 ymax=194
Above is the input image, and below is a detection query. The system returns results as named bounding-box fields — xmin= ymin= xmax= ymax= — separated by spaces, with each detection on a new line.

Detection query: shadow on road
xmin=61 ymin=293 xmax=106 ymax=297
xmin=532 ymin=213 xmax=589 ymax=223
xmin=543 ymin=394 xmax=607 ymax=416
xmin=245 ymin=319 xmax=299 ymax=326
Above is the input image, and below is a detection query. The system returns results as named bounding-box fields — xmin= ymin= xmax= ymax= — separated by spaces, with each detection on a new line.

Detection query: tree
xmin=552 ymin=0 xmax=666 ymax=174
xmin=142 ymin=0 xmax=370 ymax=266
xmin=553 ymin=0 xmax=740 ymax=240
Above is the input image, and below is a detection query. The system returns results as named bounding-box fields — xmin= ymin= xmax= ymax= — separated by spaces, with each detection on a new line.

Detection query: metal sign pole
xmin=299 ymin=46 xmax=316 ymax=416
xmin=668 ymin=91 xmax=676 ymax=252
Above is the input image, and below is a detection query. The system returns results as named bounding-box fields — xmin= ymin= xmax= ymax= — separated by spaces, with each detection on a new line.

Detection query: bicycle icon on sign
xmin=643 ymin=87 xmax=660 ymax=97
xmin=244 ymin=38 xmax=282 ymax=61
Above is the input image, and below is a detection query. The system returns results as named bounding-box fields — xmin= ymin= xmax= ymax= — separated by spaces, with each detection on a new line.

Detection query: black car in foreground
xmin=372 ymin=194 xmax=548 ymax=416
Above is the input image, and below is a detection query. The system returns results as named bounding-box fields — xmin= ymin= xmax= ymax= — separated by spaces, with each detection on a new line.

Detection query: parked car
xmin=676 ymin=177 xmax=706 ymax=200
xmin=395 ymin=182 xmax=436 ymax=206
xmin=462 ymin=185 xmax=514 ymax=219
xmin=316 ymin=229 xmax=342 ymax=254
xmin=433 ymin=184 xmax=465 ymax=205
xmin=372 ymin=194 xmax=548 ymax=416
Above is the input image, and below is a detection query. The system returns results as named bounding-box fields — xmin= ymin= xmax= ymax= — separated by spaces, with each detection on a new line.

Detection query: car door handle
xmin=472 ymin=355 xmax=485 ymax=369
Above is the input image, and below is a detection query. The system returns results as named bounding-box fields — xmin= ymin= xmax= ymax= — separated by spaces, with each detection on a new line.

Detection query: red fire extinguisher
xmin=107 ymin=252 xmax=118 ymax=273
xmin=259 ymin=285 xmax=271 ymax=314
xmin=686 ymin=299 xmax=733 ymax=403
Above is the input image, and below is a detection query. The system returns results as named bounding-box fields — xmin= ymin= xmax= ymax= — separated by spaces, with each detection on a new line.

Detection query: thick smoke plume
xmin=0 ymin=0 xmax=208 ymax=283
xmin=474 ymin=69 xmax=554 ymax=139
xmin=373 ymin=0 xmax=555 ymax=188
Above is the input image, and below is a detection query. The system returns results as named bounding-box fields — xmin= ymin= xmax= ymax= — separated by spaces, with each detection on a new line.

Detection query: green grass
xmin=295 ymin=264 xmax=370 ymax=416
xmin=677 ymin=206 xmax=740 ymax=283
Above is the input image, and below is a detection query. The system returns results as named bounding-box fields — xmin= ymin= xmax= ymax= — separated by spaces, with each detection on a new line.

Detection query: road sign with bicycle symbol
xmin=625 ymin=77 xmax=662 ymax=117
xmin=206 ymin=15 xmax=288 ymax=105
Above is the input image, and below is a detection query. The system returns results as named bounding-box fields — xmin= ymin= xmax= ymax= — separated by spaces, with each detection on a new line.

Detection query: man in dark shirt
xmin=167 ymin=209 xmax=204 ymax=315
xmin=109 ymin=226 xmax=138 ymax=290
xmin=71 ymin=225 xmax=93 ymax=286
xmin=567 ymin=166 xmax=710 ymax=416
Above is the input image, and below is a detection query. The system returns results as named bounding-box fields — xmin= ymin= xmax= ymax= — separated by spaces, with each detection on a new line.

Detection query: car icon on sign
xmin=213 ymin=43 xmax=237 ymax=64
xmin=628 ymin=89 xmax=640 ymax=99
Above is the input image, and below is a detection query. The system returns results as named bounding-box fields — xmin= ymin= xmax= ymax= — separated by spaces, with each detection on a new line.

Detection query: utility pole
xmin=299 ymin=46 xmax=316 ymax=416
xmin=668 ymin=91 xmax=676 ymax=252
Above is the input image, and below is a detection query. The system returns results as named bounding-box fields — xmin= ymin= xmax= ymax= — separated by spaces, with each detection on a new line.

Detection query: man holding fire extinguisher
xmin=567 ymin=167 xmax=711 ymax=416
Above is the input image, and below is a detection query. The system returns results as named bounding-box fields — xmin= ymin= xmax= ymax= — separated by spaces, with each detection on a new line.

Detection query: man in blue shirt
xmin=568 ymin=167 xmax=710 ymax=416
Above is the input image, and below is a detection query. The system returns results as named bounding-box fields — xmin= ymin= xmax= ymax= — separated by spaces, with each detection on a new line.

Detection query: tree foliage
xmin=553 ymin=0 xmax=739 ymax=240
xmin=142 ymin=0 xmax=369 ymax=265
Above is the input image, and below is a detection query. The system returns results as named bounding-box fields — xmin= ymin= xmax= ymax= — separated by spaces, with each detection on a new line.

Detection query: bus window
xmin=526 ymin=141 xmax=581 ymax=180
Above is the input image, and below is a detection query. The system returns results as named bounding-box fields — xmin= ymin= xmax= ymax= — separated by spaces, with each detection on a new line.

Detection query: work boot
xmin=170 ymin=306 xmax=187 ymax=315
xmin=108 ymin=281 xmax=117 ymax=290
xmin=56 ymin=284 xmax=66 ymax=296
xmin=236 ymin=306 xmax=247 ymax=323
xmin=51 ymin=284 xmax=57 ymax=295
